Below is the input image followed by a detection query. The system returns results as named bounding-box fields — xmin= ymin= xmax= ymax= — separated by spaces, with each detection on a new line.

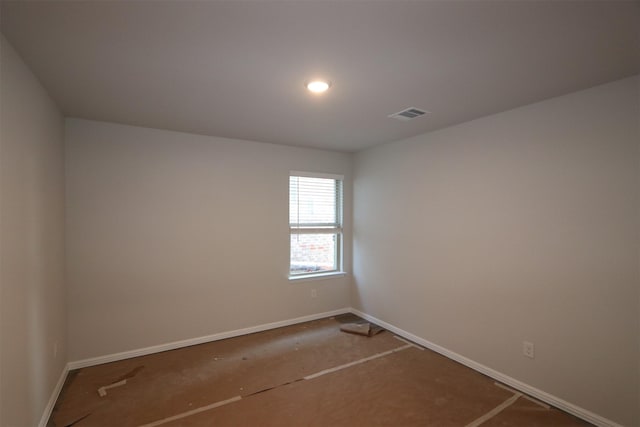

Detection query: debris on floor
xmin=339 ymin=322 xmax=384 ymax=337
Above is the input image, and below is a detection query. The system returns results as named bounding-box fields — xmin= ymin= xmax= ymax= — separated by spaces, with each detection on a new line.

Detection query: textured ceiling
xmin=1 ymin=1 xmax=639 ymax=152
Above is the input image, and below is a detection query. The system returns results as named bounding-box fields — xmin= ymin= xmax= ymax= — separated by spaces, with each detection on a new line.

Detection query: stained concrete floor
xmin=49 ymin=315 xmax=591 ymax=426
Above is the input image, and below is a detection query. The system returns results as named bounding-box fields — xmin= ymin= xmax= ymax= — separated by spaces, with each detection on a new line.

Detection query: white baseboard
xmin=350 ymin=308 xmax=623 ymax=427
xmin=68 ymin=308 xmax=351 ymax=370
xmin=55 ymin=306 xmax=622 ymax=427
xmin=38 ymin=363 xmax=70 ymax=427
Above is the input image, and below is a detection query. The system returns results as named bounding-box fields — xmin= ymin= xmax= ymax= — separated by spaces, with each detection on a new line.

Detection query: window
xmin=289 ymin=172 xmax=343 ymax=278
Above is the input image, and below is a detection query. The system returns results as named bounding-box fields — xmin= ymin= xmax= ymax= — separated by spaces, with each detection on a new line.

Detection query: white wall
xmin=353 ymin=76 xmax=639 ymax=426
xmin=4 ymin=26 xmax=636 ymax=425
xmin=0 ymin=35 xmax=66 ymax=426
xmin=65 ymin=119 xmax=352 ymax=361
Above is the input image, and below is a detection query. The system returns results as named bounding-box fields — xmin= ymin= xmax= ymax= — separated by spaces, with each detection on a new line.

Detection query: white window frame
xmin=289 ymin=171 xmax=344 ymax=280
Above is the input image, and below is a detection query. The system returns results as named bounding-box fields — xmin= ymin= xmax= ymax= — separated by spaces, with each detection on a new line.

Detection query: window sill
xmin=289 ymin=271 xmax=347 ymax=283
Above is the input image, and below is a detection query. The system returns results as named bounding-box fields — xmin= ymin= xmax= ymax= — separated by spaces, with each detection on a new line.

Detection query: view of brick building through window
xmin=290 ymin=234 xmax=337 ymax=274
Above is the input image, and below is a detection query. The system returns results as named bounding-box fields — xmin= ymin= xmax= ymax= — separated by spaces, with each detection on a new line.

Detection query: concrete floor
xmin=49 ymin=315 xmax=590 ymax=426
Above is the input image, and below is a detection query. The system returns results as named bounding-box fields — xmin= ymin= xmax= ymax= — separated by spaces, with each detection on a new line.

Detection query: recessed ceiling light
xmin=306 ymin=80 xmax=331 ymax=93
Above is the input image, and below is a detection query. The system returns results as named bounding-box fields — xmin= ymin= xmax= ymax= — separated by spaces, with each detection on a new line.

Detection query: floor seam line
xmin=136 ymin=343 xmax=412 ymax=427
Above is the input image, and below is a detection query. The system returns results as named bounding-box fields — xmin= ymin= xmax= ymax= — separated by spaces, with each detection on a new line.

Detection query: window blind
xmin=289 ymin=176 xmax=342 ymax=229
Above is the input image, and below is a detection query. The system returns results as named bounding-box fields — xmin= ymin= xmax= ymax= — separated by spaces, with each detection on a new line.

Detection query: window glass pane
xmin=290 ymin=176 xmax=339 ymax=226
xmin=290 ymin=234 xmax=337 ymax=275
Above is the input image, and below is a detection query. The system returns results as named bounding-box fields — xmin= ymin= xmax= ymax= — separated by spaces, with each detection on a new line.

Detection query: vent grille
xmin=388 ymin=107 xmax=429 ymax=121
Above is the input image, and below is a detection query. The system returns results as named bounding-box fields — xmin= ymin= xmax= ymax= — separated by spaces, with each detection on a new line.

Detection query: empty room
xmin=1 ymin=1 xmax=639 ymax=426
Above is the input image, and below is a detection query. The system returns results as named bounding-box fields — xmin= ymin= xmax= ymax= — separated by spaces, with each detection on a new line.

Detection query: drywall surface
xmin=65 ymin=119 xmax=352 ymax=361
xmin=0 ymin=35 xmax=66 ymax=427
xmin=353 ymin=76 xmax=639 ymax=426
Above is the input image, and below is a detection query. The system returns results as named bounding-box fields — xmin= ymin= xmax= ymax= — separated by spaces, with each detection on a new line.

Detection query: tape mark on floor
xmin=464 ymin=392 xmax=522 ymax=427
xmin=137 ymin=344 xmax=412 ymax=427
xmin=138 ymin=396 xmax=242 ymax=427
xmin=521 ymin=394 xmax=551 ymax=410
xmin=304 ymin=344 xmax=412 ymax=380
xmin=393 ymin=335 xmax=424 ymax=350
xmin=97 ymin=379 xmax=127 ymax=397
xmin=493 ymin=382 xmax=550 ymax=409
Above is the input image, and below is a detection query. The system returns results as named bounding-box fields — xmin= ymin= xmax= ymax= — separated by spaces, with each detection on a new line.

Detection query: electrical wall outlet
xmin=311 ymin=289 xmax=317 ymax=298
xmin=523 ymin=341 xmax=535 ymax=358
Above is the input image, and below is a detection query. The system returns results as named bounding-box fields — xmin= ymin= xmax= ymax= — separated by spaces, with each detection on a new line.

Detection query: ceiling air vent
xmin=388 ymin=107 xmax=429 ymax=121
